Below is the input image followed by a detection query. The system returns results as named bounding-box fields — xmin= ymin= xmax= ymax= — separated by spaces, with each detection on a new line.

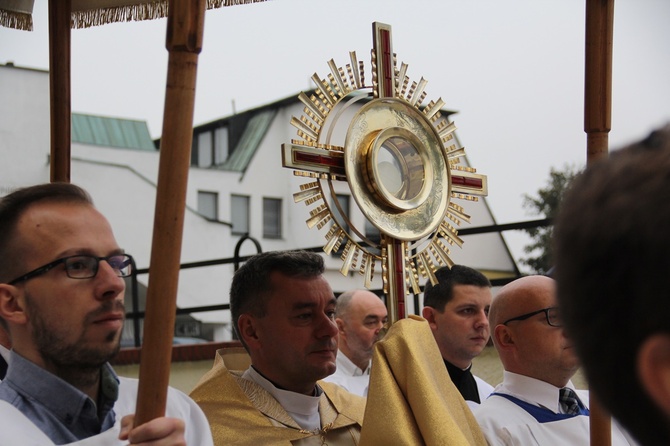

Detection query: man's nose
xmin=94 ymin=260 xmax=126 ymax=300
xmin=317 ymin=313 xmax=338 ymax=338
xmin=475 ymin=310 xmax=489 ymax=328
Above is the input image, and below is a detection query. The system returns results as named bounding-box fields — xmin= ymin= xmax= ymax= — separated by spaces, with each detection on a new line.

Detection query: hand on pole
xmin=119 ymin=414 xmax=186 ymax=445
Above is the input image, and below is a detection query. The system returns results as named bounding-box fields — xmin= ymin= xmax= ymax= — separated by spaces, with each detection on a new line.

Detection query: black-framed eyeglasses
xmin=502 ymin=306 xmax=562 ymax=327
xmin=7 ymin=254 xmax=133 ymax=285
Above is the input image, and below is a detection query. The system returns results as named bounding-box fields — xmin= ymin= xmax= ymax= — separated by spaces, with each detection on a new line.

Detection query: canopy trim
xmin=71 ymin=0 xmax=268 ymax=29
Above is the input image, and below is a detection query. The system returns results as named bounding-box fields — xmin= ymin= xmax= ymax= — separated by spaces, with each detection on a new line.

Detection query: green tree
xmin=520 ymin=164 xmax=582 ymax=274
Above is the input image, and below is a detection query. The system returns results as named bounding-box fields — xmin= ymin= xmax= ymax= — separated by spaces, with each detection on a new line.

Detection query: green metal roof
xmin=72 ymin=113 xmax=156 ymax=151
xmin=217 ymin=108 xmax=277 ymax=173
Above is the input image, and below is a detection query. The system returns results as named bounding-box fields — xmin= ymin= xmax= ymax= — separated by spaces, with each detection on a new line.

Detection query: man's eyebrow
xmin=292 ymin=301 xmax=318 ymax=310
xmin=55 ymin=248 xmax=125 ymax=257
xmin=291 ymin=296 xmax=336 ymax=310
xmin=454 ymin=303 xmax=478 ymax=309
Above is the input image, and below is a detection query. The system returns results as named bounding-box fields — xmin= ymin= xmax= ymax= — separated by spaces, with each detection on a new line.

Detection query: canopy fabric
xmin=0 ymin=0 xmax=267 ymax=31
xmin=0 ymin=0 xmax=34 ymax=30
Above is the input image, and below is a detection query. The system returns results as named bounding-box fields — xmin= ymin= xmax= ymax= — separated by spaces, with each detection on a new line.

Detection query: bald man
xmin=474 ymin=276 xmax=636 ymax=445
xmin=322 ymin=289 xmax=388 ymax=396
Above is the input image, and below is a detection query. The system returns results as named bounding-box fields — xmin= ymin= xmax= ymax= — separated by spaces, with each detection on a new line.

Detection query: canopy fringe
xmin=71 ymin=0 xmax=267 ymax=29
xmin=72 ymin=1 xmax=167 ymax=29
xmin=0 ymin=9 xmax=33 ymax=31
xmin=208 ymin=0 xmax=268 ymax=7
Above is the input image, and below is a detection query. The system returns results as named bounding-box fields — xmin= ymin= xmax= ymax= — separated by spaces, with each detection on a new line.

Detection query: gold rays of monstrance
xmin=282 ymin=22 xmax=487 ymax=322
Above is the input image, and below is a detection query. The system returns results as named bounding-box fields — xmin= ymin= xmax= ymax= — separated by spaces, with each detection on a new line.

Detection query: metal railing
xmin=125 ymin=218 xmax=552 ymax=347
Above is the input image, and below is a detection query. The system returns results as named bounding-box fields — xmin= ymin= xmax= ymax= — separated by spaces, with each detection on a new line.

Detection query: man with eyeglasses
xmin=0 ymin=183 xmax=213 ymax=445
xmin=473 ymin=275 xmax=636 ymax=445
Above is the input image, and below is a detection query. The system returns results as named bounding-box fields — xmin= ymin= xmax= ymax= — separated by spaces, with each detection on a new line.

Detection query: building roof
xmin=181 ymin=89 xmax=457 ymax=175
xmin=72 ymin=113 xmax=157 ymax=151
xmin=216 ymin=108 xmax=277 ymax=173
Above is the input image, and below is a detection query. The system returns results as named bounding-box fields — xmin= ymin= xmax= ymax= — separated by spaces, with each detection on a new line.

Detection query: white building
xmin=0 ymin=62 xmax=519 ymax=343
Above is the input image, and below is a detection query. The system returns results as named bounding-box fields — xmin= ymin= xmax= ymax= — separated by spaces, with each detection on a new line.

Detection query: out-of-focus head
xmin=335 ymin=289 xmax=388 ymax=370
xmin=554 ymin=123 xmax=670 ymax=445
xmin=230 ymin=250 xmax=338 ymax=395
xmin=489 ymin=275 xmax=578 ymax=388
xmin=422 ymin=265 xmax=492 ymax=369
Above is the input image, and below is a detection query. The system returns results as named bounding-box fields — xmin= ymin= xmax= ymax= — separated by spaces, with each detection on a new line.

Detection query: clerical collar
xmin=444 ymin=360 xmax=480 ymax=403
xmin=243 ymin=366 xmax=322 ymax=431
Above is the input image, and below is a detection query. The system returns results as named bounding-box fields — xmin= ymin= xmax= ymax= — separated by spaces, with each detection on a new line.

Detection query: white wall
xmin=0 ymin=65 xmax=50 ymax=192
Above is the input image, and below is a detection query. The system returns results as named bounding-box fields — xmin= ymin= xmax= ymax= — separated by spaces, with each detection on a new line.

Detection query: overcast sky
xmin=1 ymin=0 xmax=669 ymax=268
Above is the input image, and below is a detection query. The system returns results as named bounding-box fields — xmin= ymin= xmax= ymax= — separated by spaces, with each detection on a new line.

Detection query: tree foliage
xmin=520 ymin=164 xmax=582 ymax=274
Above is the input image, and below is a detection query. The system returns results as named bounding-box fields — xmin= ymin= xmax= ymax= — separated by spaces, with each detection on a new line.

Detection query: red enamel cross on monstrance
xmin=282 ymin=22 xmax=487 ymax=324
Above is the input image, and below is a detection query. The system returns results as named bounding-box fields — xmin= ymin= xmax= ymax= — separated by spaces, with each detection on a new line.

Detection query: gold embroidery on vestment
xmin=298 ymin=422 xmax=334 ymax=445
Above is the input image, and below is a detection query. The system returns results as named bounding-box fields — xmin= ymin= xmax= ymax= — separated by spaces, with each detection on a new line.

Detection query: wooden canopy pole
xmin=584 ymin=0 xmax=614 ymax=445
xmin=585 ymin=0 xmax=613 ymax=164
xmin=134 ymin=0 xmax=206 ymax=426
xmin=48 ymin=0 xmax=71 ymax=182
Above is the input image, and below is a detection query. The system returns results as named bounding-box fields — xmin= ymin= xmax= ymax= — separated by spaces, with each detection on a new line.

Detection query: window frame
xmin=262 ymin=197 xmax=283 ymax=239
xmin=231 ymin=194 xmax=250 ymax=235
xmin=197 ymin=190 xmax=219 ymax=221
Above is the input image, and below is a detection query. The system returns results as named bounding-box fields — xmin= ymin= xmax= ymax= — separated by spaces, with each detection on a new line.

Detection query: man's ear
xmin=493 ymin=324 xmax=514 ymax=350
xmin=637 ymin=334 xmax=670 ymax=418
xmin=237 ymin=314 xmax=260 ymax=349
xmin=335 ymin=317 xmax=345 ymax=333
xmin=422 ymin=307 xmax=436 ymax=327
xmin=0 ymin=284 xmax=27 ymax=326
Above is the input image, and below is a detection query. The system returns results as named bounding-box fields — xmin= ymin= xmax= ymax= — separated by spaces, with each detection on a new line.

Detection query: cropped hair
xmin=0 ymin=183 xmax=93 ymax=283
xmin=230 ymin=250 xmax=325 ymax=343
xmin=335 ymin=289 xmax=357 ymax=318
xmin=423 ymin=265 xmax=490 ymax=311
xmin=553 ymin=124 xmax=670 ymax=446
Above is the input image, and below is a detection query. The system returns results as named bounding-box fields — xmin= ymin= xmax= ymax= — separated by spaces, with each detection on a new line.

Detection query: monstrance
xmin=282 ymin=22 xmax=487 ymax=323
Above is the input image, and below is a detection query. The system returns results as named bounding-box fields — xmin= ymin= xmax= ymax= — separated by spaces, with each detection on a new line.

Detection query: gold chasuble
xmin=359 ymin=315 xmax=487 ymax=445
xmin=190 ymin=348 xmax=365 ymax=445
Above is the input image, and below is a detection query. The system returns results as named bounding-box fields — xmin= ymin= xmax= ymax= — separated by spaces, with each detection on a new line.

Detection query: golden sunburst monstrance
xmin=282 ymin=22 xmax=487 ymax=320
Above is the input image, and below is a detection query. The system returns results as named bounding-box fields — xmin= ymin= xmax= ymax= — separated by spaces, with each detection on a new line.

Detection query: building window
xmin=192 ymin=126 xmax=229 ymax=167
xmin=263 ymin=198 xmax=282 ymax=239
xmin=196 ymin=131 xmax=212 ymax=167
xmin=231 ymin=194 xmax=250 ymax=235
xmin=332 ymin=194 xmax=351 ymax=233
xmin=331 ymin=194 xmax=350 ymax=255
xmin=364 ymin=219 xmax=382 ymax=245
xmin=214 ymin=126 xmax=229 ymax=165
xmin=197 ymin=191 xmax=218 ymax=220
xmin=364 ymin=218 xmax=382 ymax=256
